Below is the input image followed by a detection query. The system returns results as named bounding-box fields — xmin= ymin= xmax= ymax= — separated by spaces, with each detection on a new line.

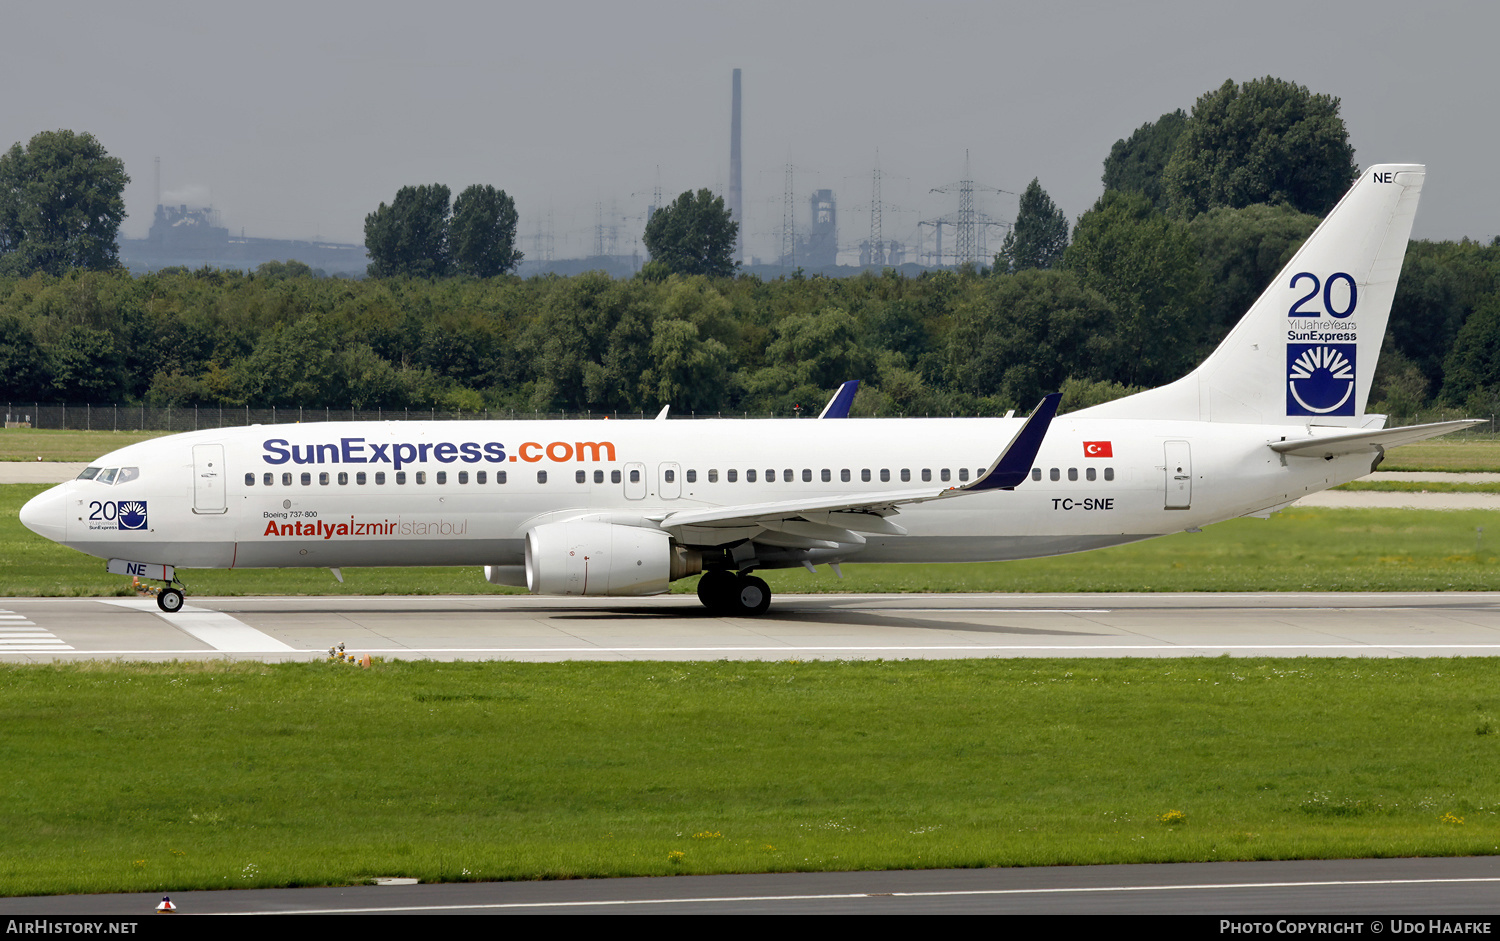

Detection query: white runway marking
xmin=99 ymin=599 xmax=296 ymax=652
xmin=217 ymin=875 xmax=1500 ymax=914
xmin=0 ymin=608 xmax=71 ymax=650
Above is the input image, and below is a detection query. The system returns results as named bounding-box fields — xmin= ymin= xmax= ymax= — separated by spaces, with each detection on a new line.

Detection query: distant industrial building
xmin=118 ymin=204 xmax=368 ymax=276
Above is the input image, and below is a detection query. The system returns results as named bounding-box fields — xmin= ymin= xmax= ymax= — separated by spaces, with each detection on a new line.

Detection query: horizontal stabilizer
xmin=1270 ymin=420 xmax=1481 ymax=459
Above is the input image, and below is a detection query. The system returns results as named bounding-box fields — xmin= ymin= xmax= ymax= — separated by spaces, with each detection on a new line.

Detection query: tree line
xmin=2 ymin=77 xmax=1498 ymax=419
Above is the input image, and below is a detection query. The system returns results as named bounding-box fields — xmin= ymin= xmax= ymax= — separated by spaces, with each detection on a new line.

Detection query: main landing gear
xmin=696 ymin=569 xmax=772 ymax=616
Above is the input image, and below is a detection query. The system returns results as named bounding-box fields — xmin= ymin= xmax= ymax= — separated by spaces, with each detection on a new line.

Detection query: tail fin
xmin=1072 ymin=164 xmax=1425 ymax=426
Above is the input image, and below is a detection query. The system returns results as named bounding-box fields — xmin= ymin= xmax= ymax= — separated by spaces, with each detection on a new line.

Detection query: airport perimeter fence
xmin=3 ymin=403 xmax=848 ymax=432
xmin=4 ymin=403 xmax=1499 ymax=435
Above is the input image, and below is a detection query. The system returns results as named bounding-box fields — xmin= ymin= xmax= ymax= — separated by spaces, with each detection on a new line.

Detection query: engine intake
xmin=525 ymin=521 xmax=697 ymax=596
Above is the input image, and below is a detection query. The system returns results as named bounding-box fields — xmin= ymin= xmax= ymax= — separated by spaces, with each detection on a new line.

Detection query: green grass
xmin=0 ymin=657 xmax=1497 ymax=896
xmin=0 ymin=428 xmax=168 ymax=462
xmin=1381 ymin=439 xmax=1500 ymax=473
xmin=5 ymin=484 xmax=1500 ymax=596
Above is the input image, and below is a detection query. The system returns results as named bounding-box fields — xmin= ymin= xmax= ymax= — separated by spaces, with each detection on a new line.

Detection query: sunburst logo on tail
xmin=1287 ymin=343 xmax=1356 ymax=416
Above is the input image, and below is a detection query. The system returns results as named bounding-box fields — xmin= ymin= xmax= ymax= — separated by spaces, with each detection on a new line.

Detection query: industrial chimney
xmin=730 ymin=68 xmax=743 ymax=264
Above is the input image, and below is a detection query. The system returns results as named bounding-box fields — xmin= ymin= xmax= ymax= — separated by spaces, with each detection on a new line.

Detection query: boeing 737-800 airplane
xmin=18 ymin=164 xmax=1478 ymax=615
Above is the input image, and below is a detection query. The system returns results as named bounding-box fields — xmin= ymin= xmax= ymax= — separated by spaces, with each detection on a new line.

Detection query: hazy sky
xmin=6 ymin=1 xmax=1495 ymax=263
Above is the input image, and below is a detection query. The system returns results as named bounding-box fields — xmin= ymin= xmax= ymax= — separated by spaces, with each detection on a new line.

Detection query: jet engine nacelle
xmin=525 ymin=521 xmax=691 ymax=596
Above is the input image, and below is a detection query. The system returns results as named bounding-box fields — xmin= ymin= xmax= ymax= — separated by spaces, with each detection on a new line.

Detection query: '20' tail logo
xmin=1287 ymin=344 xmax=1356 ymax=416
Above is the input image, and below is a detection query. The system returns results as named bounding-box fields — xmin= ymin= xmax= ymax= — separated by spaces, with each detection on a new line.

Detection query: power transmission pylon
xmin=930 ymin=150 xmax=1014 ymax=267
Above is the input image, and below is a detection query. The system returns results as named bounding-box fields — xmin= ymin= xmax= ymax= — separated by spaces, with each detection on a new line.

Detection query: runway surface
xmin=6 ymin=591 xmax=1500 ymax=662
xmin=2 ymin=857 xmax=1498 ymax=915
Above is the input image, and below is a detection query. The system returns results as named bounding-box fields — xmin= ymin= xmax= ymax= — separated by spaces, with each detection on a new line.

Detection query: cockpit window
xmin=97 ymin=468 xmax=118 ymax=485
xmin=116 ymin=467 xmax=140 ymax=485
xmin=78 ymin=467 xmax=101 ymax=480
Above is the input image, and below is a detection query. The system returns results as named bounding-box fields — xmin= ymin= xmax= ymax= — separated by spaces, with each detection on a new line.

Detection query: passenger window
xmin=395 ymin=472 xmax=406 ymax=485
xmin=665 ymin=469 xmax=676 ymax=483
xmin=709 ymin=469 xmax=719 ymax=483
xmin=358 ymin=472 xmax=368 ymax=485
xmin=1086 ymin=468 xmax=1096 ymax=481
xmin=595 ymin=470 xmax=605 ymax=484
xmin=1050 ymin=468 xmax=1060 ymax=481
xmin=841 ymin=469 xmax=851 ymax=482
xmin=537 ymin=470 xmax=548 ymax=483
xmin=319 ymin=472 xmax=329 ymax=485
xmin=822 ymin=469 xmax=831 ymax=482
xmin=338 ymin=472 xmax=349 ymax=485
xmin=861 ymin=469 xmax=871 ymax=482
xmin=282 ymin=472 xmax=293 ymax=486
xmin=747 ymin=469 xmax=758 ymax=483
xmin=922 ymin=469 xmax=932 ymax=482
xmin=475 ymin=471 xmax=485 ymax=484
xmin=1068 ymin=468 xmax=1078 ymax=481
xmin=575 ymin=470 xmax=586 ymax=483
xmin=941 ymin=469 xmax=951 ymax=482
xmin=497 ymin=470 xmax=507 ymax=484
xmin=264 ymin=472 xmax=273 ymax=486
xmin=459 ymin=471 xmax=469 ymax=484
xmin=611 ymin=470 xmax=621 ymax=484
xmin=784 ymin=469 xmax=793 ymax=482
xmin=687 ymin=469 xmax=697 ymax=483
xmin=1104 ymin=467 xmax=1115 ymax=481
xmin=767 ymin=469 xmax=777 ymax=482
xmin=436 ymin=471 xmax=447 ymax=485
xmin=376 ymin=472 xmax=386 ymax=485
xmin=416 ymin=472 xmax=426 ymax=485
xmin=959 ymin=468 xmax=970 ymax=482
xmin=1031 ymin=468 xmax=1041 ymax=481
xmin=879 ymin=469 xmax=889 ymax=482
xmin=728 ymin=469 xmax=738 ymax=482
xmin=629 ymin=469 xmax=640 ymax=483
xmin=900 ymin=469 xmax=910 ymax=482
xmin=245 ymin=473 xmax=255 ymax=486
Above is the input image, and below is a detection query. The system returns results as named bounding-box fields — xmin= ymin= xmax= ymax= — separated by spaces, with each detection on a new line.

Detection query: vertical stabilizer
xmin=1073 ymin=165 xmax=1425 ymax=426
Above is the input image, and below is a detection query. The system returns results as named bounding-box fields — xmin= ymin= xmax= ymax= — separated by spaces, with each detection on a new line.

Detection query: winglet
xmin=964 ymin=392 xmax=1061 ymax=491
xmin=818 ymin=380 xmax=860 ymax=418
xmin=655 ymin=405 xmax=670 ymax=420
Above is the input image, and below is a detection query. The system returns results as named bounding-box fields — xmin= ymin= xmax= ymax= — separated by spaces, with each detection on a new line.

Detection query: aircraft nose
xmin=19 ymin=485 xmax=67 ymax=543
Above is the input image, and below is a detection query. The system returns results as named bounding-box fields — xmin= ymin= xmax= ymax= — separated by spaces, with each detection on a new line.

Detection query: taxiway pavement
xmin=6 ymin=591 xmax=1500 ymax=662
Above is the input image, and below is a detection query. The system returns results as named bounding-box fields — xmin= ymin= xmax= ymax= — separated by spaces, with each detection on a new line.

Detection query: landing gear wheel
xmin=735 ymin=575 xmax=772 ymax=616
xmin=697 ymin=570 xmax=738 ymax=612
xmin=157 ymin=587 xmax=184 ymax=613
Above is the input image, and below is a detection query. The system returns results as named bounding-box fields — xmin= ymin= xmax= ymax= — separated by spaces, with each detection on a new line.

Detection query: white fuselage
xmin=23 ymin=416 xmax=1374 ymax=573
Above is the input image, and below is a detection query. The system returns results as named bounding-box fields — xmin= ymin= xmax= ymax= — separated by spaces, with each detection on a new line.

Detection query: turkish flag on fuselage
xmin=1083 ymin=441 xmax=1113 ymax=458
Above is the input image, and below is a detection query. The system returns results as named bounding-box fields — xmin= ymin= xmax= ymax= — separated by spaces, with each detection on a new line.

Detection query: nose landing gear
xmin=696 ymin=569 xmax=772 ymax=616
xmin=157 ymin=586 xmax=185 ymax=613
xmin=112 ymin=561 xmax=187 ymax=613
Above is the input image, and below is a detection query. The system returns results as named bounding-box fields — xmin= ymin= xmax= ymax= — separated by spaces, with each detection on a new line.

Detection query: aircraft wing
xmin=658 ymin=393 xmax=1060 ymax=546
xmin=1270 ymin=419 xmax=1482 ymax=459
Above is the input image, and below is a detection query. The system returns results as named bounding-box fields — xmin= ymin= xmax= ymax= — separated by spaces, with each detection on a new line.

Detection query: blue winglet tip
xmin=970 ymin=392 xmax=1061 ymax=491
xmin=820 ymin=380 xmax=860 ymax=419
